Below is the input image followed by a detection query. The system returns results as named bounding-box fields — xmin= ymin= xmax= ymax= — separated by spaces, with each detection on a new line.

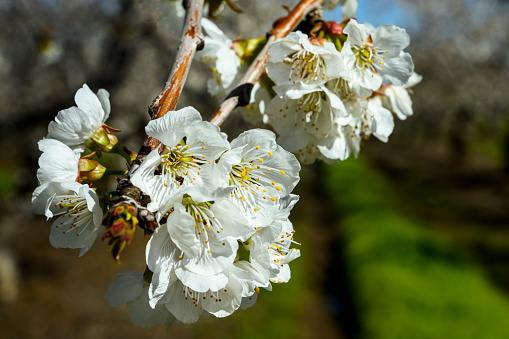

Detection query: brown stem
xmin=208 ymin=0 xmax=324 ymax=127
xmin=135 ymin=0 xmax=205 ymax=164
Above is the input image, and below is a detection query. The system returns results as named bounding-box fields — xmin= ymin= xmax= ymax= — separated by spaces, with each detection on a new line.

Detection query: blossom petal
xmin=145 ymin=107 xmax=202 ymax=146
xmin=105 ymin=271 xmax=144 ymax=308
xmin=36 ymin=139 xmax=79 ymax=184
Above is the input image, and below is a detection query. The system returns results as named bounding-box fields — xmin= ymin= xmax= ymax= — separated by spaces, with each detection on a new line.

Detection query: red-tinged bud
xmin=101 ymin=204 xmax=138 ymax=263
xmin=325 ymin=21 xmax=343 ymax=36
xmin=78 ymin=158 xmax=106 ymax=183
xmin=309 ymin=36 xmax=327 ymax=46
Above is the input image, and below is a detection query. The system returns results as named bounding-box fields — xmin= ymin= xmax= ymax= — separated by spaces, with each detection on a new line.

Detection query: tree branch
xmin=101 ymin=0 xmax=205 ymax=253
xmin=135 ymin=0 xmax=205 ymax=163
xmin=208 ymin=0 xmax=324 ymax=127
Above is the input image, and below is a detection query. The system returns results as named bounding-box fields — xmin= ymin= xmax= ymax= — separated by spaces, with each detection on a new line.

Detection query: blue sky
xmin=323 ymin=0 xmax=420 ymax=31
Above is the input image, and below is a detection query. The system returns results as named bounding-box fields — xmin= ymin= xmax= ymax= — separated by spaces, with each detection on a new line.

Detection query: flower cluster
xmin=30 ymin=0 xmax=420 ymax=330
xmin=105 ymin=107 xmax=301 ymax=327
xmin=262 ymin=18 xmax=419 ymax=164
xmin=31 ymin=84 xmax=116 ymax=256
xmin=196 ymin=6 xmax=420 ymax=165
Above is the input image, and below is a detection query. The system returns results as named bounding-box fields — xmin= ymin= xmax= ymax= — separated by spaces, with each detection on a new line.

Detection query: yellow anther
xmin=268 ymin=152 xmax=273 ymax=156
xmin=258 ymin=158 xmax=263 ymax=163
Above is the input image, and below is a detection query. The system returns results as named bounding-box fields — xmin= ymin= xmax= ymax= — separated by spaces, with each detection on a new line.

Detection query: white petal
xmin=340 ymin=0 xmax=358 ymax=19
xmin=210 ymin=199 xmax=255 ymax=241
xmin=145 ymin=107 xmax=202 ymax=146
xmin=201 ymin=276 xmax=243 ymax=317
xmin=126 ymin=285 xmax=174 ymax=328
xmin=75 ymin=84 xmax=107 ymax=127
xmin=105 ymin=271 xmax=144 ymax=308
xmin=372 ymin=25 xmax=410 ymax=56
xmin=96 ymin=88 xmax=111 ymax=122
xmin=167 ymin=204 xmax=201 ymax=258
xmin=47 ymin=107 xmax=96 ymax=151
xmin=175 ymin=266 xmax=229 ymax=293
xmin=201 ymin=18 xmax=231 ymax=44
xmin=165 ymin=281 xmax=202 ymax=324
xmin=36 ymin=139 xmax=79 ymax=185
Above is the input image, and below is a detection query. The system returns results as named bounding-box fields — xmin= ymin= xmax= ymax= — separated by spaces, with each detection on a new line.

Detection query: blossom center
xmin=351 ymin=42 xmax=388 ymax=76
xmin=158 ymin=142 xmax=208 ymax=188
xmin=53 ymin=195 xmax=93 ymax=235
xmin=288 ymin=49 xmax=327 ymax=84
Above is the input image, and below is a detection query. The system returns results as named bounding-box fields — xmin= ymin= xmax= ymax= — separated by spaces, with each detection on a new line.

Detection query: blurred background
xmin=1 ymin=0 xmax=509 ymax=338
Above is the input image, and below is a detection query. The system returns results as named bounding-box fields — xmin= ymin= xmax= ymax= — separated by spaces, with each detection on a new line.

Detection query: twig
xmin=135 ymin=0 xmax=205 ymax=163
xmin=208 ymin=0 xmax=325 ymax=127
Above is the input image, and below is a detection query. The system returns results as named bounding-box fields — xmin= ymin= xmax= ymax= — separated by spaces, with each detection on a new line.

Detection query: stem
xmin=104 ymin=169 xmax=129 ymax=177
xmin=133 ymin=0 xmax=205 ymax=169
xmin=208 ymin=0 xmax=325 ymax=127
xmin=112 ymin=145 xmax=134 ymax=164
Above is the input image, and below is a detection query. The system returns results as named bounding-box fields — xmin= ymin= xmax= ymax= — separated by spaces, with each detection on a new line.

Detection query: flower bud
xmin=89 ymin=125 xmax=120 ymax=154
xmin=309 ymin=36 xmax=327 ymax=46
xmin=101 ymin=204 xmax=138 ymax=263
xmin=78 ymin=158 xmax=106 ymax=183
xmin=325 ymin=21 xmax=344 ymax=36
xmin=232 ymin=36 xmax=266 ymax=62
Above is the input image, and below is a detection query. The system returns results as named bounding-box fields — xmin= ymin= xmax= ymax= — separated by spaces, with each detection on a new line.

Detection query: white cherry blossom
xmin=341 ymin=20 xmax=414 ymax=91
xmin=196 ymin=18 xmax=240 ymax=96
xmin=31 ymin=180 xmax=102 ymax=256
xmin=35 ymin=139 xmax=80 ymax=184
xmin=162 ymin=268 xmax=246 ymax=323
xmin=266 ymin=83 xmax=346 ymax=153
xmin=130 ymin=107 xmax=230 ymax=214
xmin=218 ymin=129 xmax=301 ymax=228
xmin=344 ymin=95 xmax=394 ymax=143
xmin=249 ymin=194 xmax=301 ymax=284
xmin=381 ymin=72 xmax=422 ymax=120
xmin=47 ymin=84 xmax=111 ymax=152
xmin=267 ymin=31 xmax=344 ymax=88
xmin=31 ymin=139 xmax=102 ymax=256
xmin=145 ymin=187 xmax=255 ymax=306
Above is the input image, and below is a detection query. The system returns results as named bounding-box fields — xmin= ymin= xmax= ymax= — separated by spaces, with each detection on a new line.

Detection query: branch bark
xmin=208 ymin=0 xmax=325 ymax=127
xmin=135 ymin=0 xmax=205 ymax=164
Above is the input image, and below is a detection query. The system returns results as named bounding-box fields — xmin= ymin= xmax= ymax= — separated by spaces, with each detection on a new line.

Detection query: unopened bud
xmin=325 ymin=21 xmax=344 ymax=36
xmin=89 ymin=125 xmax=120 ymax=154
xmin=232 ymin=36 xmax=266 ymax=61
xmin=309 ymin=36 xmax=327 ymax=46
xmin=78 ymin=158 xmax=106 ymax=183
xmin=101 ymin=204 xmax=138 ymax=263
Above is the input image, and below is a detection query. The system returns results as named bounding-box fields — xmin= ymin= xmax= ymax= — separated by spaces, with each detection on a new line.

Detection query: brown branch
xmin=136 ymin=0 xmax=205 ymax=162
xmin=101 ymin=0 xmax=205 ymax=260
xmin=208 ymin=0 xmax=325 ymax=127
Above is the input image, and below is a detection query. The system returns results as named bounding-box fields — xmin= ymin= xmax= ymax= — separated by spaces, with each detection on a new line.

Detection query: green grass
xmin=0 ymin=167 xmax=17 ymax=201
xmin=324 ymin=158 xmax=509 ymax=339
